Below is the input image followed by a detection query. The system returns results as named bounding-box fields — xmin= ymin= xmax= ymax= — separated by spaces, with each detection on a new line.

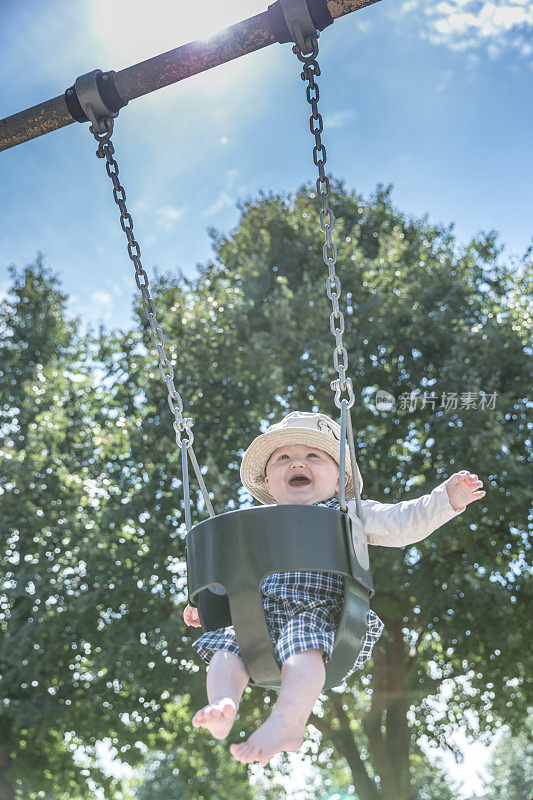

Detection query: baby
xmin=183 ymin=411 xmax=485 ymax=766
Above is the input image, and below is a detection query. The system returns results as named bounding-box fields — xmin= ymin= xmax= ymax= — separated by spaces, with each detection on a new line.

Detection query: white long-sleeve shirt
xmin=348 ymin=480 xmax=465 ymax=548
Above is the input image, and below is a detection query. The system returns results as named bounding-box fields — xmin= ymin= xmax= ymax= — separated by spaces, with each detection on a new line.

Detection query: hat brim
xmin=240 ymin=426 xmax=362 ymax=505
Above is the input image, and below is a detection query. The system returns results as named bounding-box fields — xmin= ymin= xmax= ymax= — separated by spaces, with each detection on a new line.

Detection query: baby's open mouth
xmin=289 ymin=475 xmax=311 ymax=486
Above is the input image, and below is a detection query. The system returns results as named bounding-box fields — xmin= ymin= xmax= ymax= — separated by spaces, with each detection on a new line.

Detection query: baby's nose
xmin=290 ymin=460 xmax=307 ymax=469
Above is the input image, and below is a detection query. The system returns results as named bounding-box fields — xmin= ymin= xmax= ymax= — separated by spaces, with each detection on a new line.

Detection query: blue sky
xmin=1 ymin=0 xmax=532 ymax=332
xmin=1 ymin=1 xmax=531 ymax=793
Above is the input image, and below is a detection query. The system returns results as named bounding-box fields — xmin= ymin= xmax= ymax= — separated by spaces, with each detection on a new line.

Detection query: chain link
xmin=293 ymin=37 xmax=355 ymax=410
xmin=90 ymin=119 xmax=194 ymax=449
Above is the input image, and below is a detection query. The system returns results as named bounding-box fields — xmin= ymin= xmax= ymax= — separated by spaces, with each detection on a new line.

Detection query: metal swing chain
xmin=293 ymin=36 xmax=355 ymax=412
xmin=292 ymin=33 xmax=364 ymax=521
xmin=89 ymin=118 xmax=214 ymax=524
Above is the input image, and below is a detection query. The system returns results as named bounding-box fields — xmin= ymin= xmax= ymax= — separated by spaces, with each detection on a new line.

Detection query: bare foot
xmin=230 ymin=711 xmax=304 ymax=766
xmin=192 ymin=697 xmax=238 ymax=740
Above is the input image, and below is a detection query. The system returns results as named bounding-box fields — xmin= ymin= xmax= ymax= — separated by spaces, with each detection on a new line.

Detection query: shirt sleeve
xmin=351 ymin=480 xmax=465 ymax=548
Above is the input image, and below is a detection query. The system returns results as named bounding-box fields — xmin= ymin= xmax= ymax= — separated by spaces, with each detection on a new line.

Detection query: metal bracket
xmin=73 ymin=70 xmax=119 ymax=133
xmin=279 ymin=0 xmax=319 ymax=53
xmin=347 ymin=508 xmax=370 ymax=571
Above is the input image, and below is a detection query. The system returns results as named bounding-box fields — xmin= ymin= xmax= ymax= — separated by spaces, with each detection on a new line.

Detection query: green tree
xmin=2 ymin=181 xmax=531 ymax=799
xmin=0 ymin=260 xmax=131 ymax=799
xmin=106 ymin=183 xmax=529 ymax=800
xmin=409 ymin=753 xmax=463 ymax=800
xmin=0 ymin=261 xmax=248 ymax=799
xmin=127 ymin=697 xmax=266 ymax=800
xmin=311 ymin=751 xmax=464 ymax=800
xmin=477 ymin=717 xmax=533 ymax=800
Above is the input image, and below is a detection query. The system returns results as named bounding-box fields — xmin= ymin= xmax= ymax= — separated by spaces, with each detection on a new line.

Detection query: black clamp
xmin=65 ymin=69 xmax=128 ymax=133
xmin=268 ymin=0 xmax=333 ymax=53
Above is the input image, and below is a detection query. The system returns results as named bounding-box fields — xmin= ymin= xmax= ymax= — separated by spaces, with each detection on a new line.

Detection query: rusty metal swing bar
xmin=0 ymin=0 xmax=380 ymax=152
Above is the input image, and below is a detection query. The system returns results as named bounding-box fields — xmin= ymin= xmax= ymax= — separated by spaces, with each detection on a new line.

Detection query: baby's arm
xmin=355 ymin=470 xmax=485 ymax=548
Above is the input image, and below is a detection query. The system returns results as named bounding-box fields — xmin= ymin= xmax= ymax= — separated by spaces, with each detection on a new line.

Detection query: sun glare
xmin=94 ymin=0 xmax=267 ymax=69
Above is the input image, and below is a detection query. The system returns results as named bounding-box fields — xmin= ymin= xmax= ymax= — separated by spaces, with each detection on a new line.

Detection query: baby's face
xmin=264 ymin=444 xmax=341 ymax=505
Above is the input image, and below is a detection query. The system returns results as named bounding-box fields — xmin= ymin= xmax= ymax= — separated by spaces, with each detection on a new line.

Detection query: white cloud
xmin=323 ymin=109 xmax=356 ymax=129
xmin=91 ymin=290 xmax=113 ymax=321
xmin=92 ymin=290 xmax=112 ymax=305
xmin=132 ymin=200 xmax=149 ymax=213
xmin=154 ymin=205 xmax=184 ymax=230
xmin=434 ymin=68 xmax=454 ymax=91
xmin=203 ymin=192 xmax=234 ymax=216
xmin=128 ymin=202 xmax=185 ymax=233
xmin=396 ymin=0 xmax=533 ymax=60
xmin=202 ymin=169 xmax=239 ymax=216
xmin=356 ymin=19 xmax=373 ymax=33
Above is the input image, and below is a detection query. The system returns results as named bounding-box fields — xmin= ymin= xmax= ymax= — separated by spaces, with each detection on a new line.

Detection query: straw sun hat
xmin=240 ymin=411 xmax=363 ymax=505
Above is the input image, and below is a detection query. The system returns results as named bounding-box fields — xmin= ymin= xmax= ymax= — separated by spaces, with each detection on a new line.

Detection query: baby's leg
xmin=192 ymin=650 xmax=250 ymax=739
xmin=230 ymin=648 xmax=325 ymax=765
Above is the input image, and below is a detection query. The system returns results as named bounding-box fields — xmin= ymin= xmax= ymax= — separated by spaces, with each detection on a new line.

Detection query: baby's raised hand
xmin=446 ymin=471 xmax=486 ymax=511
xmin=183 ymin=603 xmax=202 ymax=627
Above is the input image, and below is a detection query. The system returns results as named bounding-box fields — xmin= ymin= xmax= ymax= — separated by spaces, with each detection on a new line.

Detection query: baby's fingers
xmin=188 ymin=608 xmax=202 ymax=627
xmin=459 ymin=472 xmax=478 ymax=482
xmin=458 ymin=472 xmax=484 ymax=488
xmin=183 ymin=606 xmax=200 ymax=626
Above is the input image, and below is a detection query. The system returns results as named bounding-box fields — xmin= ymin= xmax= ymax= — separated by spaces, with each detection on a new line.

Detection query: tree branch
xmin=309 ymin=706 xmax=381 ymax=800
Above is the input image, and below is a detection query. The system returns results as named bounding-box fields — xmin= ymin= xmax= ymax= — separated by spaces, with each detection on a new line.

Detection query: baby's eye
xmin=307 ymin=452 xmax=319 ymax=458
xmin=279 ymin=454 xmax=289 ymax=460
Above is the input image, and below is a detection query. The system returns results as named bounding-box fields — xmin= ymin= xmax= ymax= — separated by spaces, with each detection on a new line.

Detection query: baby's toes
xmin=240 ymin=742 xmax=255 ymax=759
xmin=244 ymin=742 xmax=264 ymax=763
xmin=230 ymin=742 xmax=246 ymax=761
xmin=193 ymin=706 xmax=216 ymax=726
xmin=233 ymin=741 xmax=255 ymax=762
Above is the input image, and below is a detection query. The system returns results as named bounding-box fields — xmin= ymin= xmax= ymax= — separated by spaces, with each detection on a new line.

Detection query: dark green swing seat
xmin=186 ymin=503 xmax=374 ymax=691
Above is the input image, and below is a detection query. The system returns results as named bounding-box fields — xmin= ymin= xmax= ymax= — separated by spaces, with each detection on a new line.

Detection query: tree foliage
xmin=1 ymin=183 xmax=531 ymax=800
xmin=477 ymin=715 xmax=533 ymax=800
xmin=0 ymin=261 xmax=232 ymax=798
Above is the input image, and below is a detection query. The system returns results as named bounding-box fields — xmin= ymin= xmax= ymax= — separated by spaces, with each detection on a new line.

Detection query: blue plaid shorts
xmin=191 ymin=499 xmax=384 ymax=681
